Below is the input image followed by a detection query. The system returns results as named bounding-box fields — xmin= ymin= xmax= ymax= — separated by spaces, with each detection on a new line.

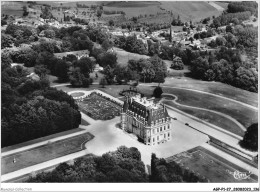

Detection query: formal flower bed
xmin=78 ymin=93 xmax=121 ymax=120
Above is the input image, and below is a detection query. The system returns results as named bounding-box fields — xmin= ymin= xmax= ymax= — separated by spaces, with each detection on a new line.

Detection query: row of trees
xmin=28 ymin=146 xmax=148 ymax=182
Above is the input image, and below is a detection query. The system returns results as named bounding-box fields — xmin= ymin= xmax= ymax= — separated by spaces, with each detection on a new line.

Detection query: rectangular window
xmin=164 ymin=126 xmax=165 ymax=131
xmin=168 ymin=125 xmax=170 ymax=129
xmin=168 ymin=133 xmax=170 ymax=137
xmin=160 ymin=127 xmax=162 ymax=132
xmin=164 ymin=134 xmax=166 ymax=138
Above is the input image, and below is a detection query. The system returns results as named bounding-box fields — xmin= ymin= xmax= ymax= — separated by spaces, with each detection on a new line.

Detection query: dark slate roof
xmin=124 ymin=97 xmax=170 ymax=126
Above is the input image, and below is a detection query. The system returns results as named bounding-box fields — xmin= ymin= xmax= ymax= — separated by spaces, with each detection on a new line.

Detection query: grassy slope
xmin=162 ymin=100 xmax=245 ymax=137
xmin=163 ymin=77 xmax=258 ymax=107
xmin=115 ymin=47 xmax=150 ymax=67
xmin=160 ymin=87 xmax=258 ymax=129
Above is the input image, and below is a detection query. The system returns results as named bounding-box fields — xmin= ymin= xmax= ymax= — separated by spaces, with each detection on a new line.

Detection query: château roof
xmin=123 ymin=94 xmax=170 ymax=126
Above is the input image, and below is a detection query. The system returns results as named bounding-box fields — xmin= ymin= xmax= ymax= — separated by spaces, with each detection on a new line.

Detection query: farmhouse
xmin=121 ymin=94 xmax=172 ymax=145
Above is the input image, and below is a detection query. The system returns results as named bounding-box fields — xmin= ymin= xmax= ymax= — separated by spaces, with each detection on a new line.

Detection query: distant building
xmin=121 ymin=94 xmax=172 ymax=145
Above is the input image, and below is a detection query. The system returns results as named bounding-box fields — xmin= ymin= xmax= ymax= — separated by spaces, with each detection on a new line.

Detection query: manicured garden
xmin=78 ymin=92 xmax=122 ymax=120
xmin=1 ymin=132 xmax=94 ymax=175
xmin=167 ymin=146 xmax=257 ymax=183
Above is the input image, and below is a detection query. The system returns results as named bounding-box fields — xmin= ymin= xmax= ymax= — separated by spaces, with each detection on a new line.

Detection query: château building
xmin=121 ymin=94 xmax=172 ymax=145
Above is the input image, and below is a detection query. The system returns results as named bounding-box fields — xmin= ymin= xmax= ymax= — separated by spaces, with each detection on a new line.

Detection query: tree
xmin=101 ymin=39 xmax=113 ymax=51
xmin=100 ymin=77 xmax=107 ymax=88
xmin=240 ymin=123 xmax=258 ymax=151
xmin=97 ymin=9 xmax=103 ymax=19
xmin=216 ymin=37 xmax=227 ymax=46
xmin=34 ymin=65 xmax=50 ymax=79
xmin=109 ymin=19 xmax=114 ymax=26
xmin=153 ymin=86 xmax=163 ymax=98
xmin=171 ymin=56 xmax=184 ymax=70
xmin=69 ymin=68 xmax=92 ymax=88
xmin=55 ymin=59 xmax=70 ymax=82
xmin=23 ymin=6 xmax=29 ymax=16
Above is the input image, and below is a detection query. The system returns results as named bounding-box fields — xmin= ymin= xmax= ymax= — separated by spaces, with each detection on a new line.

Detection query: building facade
xmin=121 ymin=94 xmax=172 ymax=145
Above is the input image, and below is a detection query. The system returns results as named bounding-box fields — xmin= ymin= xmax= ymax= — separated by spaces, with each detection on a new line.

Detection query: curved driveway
xmin=139 ymin=84 xmax=258 ymax=111
xmin=162 ymin=93 xmax=246 ymax=131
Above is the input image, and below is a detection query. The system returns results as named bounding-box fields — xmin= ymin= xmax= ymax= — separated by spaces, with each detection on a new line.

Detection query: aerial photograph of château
xmin=1 ymin=0 xmax=258 ymax=190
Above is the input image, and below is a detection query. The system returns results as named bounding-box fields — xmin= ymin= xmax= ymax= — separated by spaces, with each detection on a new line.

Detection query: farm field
xmin=162 ymin=100 xmax=245 ymax=137
xmin=160 ymin=1 xmax=223 ymax=22
xmin=1 ymin=1 xmax=25 ymax=17
xmin=1 ymin=132 xmax=94 ymax=175
xmin=160 ymin=87 xmax=258 ymax=129
xmin=166 ymin=146 xmax=257 ymax=183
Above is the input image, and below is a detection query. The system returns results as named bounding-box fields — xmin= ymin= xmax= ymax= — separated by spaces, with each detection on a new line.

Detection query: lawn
xmin=81 ymin=118 xmax=89 ymax=126
xmin=160 ymin=87 xmax=258 ymax=129
xmin=162 ymin=100 xmax=245 ymax=137
xmin=55 ymin=83 xmax=257 ymax=131
xmin=162 ymin=77 xmax=258 ymax=107
xmin=78 ymin=92 xmax=121 ymax=120
xmin=71 ymin=92 xmax=85 ymax=97
xmin=1 ymin=132 xmax=94 ymax=175
xmin=1 ymin=128 xmax=85 ymax=153
xmin=167 ymin=146 xmax=257 ymax=183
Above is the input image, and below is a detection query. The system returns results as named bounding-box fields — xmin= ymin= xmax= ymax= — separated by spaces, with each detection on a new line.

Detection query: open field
xmin=162 ymin=100 xmax=245 ymax=137
xmin=1 ymin=132 xmax=94 ymax=175
xmin=167 ymin=146 xmax=257 ymax=183
xmin=114 ymin=47 xmax=150 ymax=66
xmin=1 ymin=128 xmax=85 ymax=153
xmin=160 ymin=1 xmax=223 ymax=22
xmin=1 ymin=1 xmax=25 ymax=17
xmin=160 ymin=87 xmax=257 ymax=129
xmin=163 ymin=77 xmax=258 ymax=107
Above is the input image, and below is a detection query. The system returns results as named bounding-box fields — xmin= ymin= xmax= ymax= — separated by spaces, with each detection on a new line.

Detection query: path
xmin=165 ymin=106 xmax=257 ymax=157
xmin=139 ymin=84 xmax=258 ymax=111
xmin=162 ymin=93 xmax=246 ymax=131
